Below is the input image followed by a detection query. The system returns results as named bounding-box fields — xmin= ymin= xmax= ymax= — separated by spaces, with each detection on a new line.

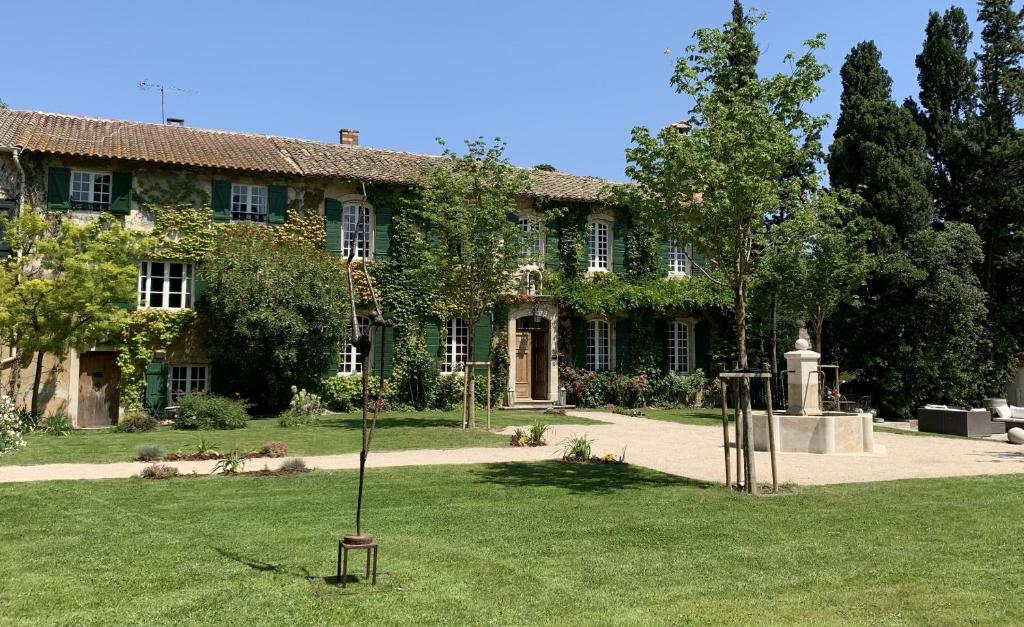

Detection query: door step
xmin=500 ymin=400 xmax=576 ymax=412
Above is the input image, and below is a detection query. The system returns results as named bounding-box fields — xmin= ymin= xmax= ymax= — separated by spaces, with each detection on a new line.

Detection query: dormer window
xmin=70 ymin=171 xmax=111 ymax=210
xmin=668 ymin=240 xmax=691 ymax=276
xmin=587 ymin=220 xmax=610 ymax=271
xmin=231 ymin=184 xmax=267 ymax=222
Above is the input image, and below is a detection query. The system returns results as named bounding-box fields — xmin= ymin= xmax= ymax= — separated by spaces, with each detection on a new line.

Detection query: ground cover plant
xmin=0 ymin=410 xmax=599 ymax=466
xmin=1 ymin=464 xmax=1021 ymax=625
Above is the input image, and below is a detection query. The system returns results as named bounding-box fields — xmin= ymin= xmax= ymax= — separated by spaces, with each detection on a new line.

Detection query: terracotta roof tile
xmin=0 ymin=109 xmax=615 ymax=201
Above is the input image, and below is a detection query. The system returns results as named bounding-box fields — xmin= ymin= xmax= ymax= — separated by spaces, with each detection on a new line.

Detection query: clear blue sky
xmin=1 ymin=1 xmax=998 ymax=181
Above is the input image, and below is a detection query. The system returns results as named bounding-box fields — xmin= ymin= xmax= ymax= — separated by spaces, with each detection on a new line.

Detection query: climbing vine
xmin=116 ymin=309 xmax=197 ymax=412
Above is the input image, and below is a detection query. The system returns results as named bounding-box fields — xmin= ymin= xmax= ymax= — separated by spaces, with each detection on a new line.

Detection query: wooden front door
xmin=531 ymin=328 xmax=548 ymax=400
xmin=78 ymin=352 xmax=120 ymax=427
xmin=515 ymin=331 xmax=532 ymax=400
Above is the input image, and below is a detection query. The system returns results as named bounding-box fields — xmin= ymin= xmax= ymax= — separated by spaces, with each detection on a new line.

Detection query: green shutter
xmin=472 ymin=314 xmax=492 ymax=362
xmin=268 ymin=185 xmax=288 ymax=225
xmin=325 ymin=199 xmax=342 ymax=256
xmin=424 ymin=319 xmax=441 ymax=363
xmin=211 ymin=180 xmax=232 ymax=222
xmin=615 ymin=319 xmax=631 ymax=373
xmin=109 ymin=172 xmax=132 ymax=215
xmin=573 ymin=317 xmax=587 ymax=369
xmin=545 ymin=216 xmax=560 ymax=270
xmin=144 ymin=362 xmax=169 ymax=414
xmin=578 ymin=220 xmax=591 ymax=274
xmin=660 ymin=238 xmax=671 ymax=276
xmin=372 ymin=314 xmax=395 ymax=378
xmin=612 ymin=221 xmax=625 ymax=273
xmin=46 ymin=167 xmax=71 ymax=210
xmin=322 ymin=349 xmax=339 ymax=379
xmin=694 ymin=319 xmax=710 ymax=373
xmin=691 ymin=247 xmax=706 ymax=275
xmin=655 ymin=318 xmax=669 ymax=373
xmin=192 ymin=265 xmax=206 ymax=309
xmin=374 ymin=207 xmax=392 ymax=260
xmin=0 ymin=200 xmax=15 ymax=257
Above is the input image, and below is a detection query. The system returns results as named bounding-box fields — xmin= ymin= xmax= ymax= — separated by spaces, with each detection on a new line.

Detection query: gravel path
xmin=1 ymin=411 xmax=1021 ymax=485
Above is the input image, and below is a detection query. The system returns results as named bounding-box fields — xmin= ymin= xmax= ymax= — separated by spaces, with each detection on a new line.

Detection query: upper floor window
xmin=169 ymin=364 xmax=208 ymax=402
xmin=71 ymin=170 xmax=111 ymax=210
xmin=668 ymin=320 xmax=690 ymax=375
xmin=343 ymin=204 xmax=373 ymax=259
xmin=588 ymin=220 xmax=610 ymax=271
xmin=668 ymin=240 xmax=690 ymax=276
xmin=231 ymin=184 xmax=267 ymax=222
xmin=586 ymin=319 xmax=611 ymax=371
xmin=519 ymin=270 xmax=542 ymax=296
xmin=339 ymin=315 xmax=372 ymax=375
xmin=138 ymin=261 xmax=193 ymax=310
xmin=442 ymin=318 xmax=469 ymax=373
xmin=518 ymin=217 xmax=543 ymax=260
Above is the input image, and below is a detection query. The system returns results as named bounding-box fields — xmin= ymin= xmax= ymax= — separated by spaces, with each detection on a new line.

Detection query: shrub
xmin=278 ymin=386 xmax=325 ymax=427
xmin=136 ymin=444 xmax=166 ymax=461
xmin=116 ymin=414 xmax=158 ymax=433
xmin=212 ymin=449 xmax=246 ymax=474
xmin=0 ymin=396 xmax=26 ymax=456
xmin=280 ymin=458 xmax=307 ymax=472
xmin=432 ymin=373 xmax=464 ymax=411
xmin=529 ymin=421 xmax=551 ymax=445
xmin=44 ymin=413 xmax=72 ymax=436
xmin=261 ymin=441 xmax=288 ymax=458
xmin=175 ymin=393 xmax=250 ymax=430
xmin=560 ymin=367 xmax=710 ymax=409
xmin=561 ymin=435 xmax=593 ymax=461
xmin=611 ymin=407 xmax=644 ymax=417
xmin=140 ymin=464 xmax=179 ymax=479
xmin=319 ymin=375 xmax=386 ymax=413
xmin=510 ymin=427 xmax=529 ymax=447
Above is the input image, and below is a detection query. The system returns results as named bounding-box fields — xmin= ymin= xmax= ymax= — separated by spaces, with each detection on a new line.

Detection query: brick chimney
xmin=339 ymin=129 xmax=360 ymax=146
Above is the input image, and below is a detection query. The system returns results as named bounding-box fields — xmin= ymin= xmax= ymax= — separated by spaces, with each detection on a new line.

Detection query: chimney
xmin=166 ymin=117 xmax=185 ymax=127
xmin=339 ymin=128 xmax=360 ymax=146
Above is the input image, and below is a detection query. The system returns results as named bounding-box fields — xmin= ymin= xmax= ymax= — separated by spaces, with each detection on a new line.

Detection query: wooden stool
xmin=337 ymin=537 xmax=378 ymax=588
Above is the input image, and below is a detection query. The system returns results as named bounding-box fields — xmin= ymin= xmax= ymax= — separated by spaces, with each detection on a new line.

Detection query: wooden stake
xmin=765 ymin=381 xmax=778 ymax=493
xmin=720 ymin=381 xmax=731 ymax=488
xmin=743 ymin=381 xmax=757 ymax=495
xmin=486 ymin=364 xmax=492 ymax=431
xmin=733 ymin=383 xmax=742 ymax=491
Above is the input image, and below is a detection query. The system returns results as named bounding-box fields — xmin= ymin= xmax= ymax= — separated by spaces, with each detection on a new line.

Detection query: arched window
xmin=342 ymin=203 xmax=373 ymax=259
xmin=668 ymin=320 xmax=691 ymax=375
xmin=443 ymin=318 xmax=469 ymax=373
xmin=340 ymin=315 xmax=372 ymax=375
xmin=588 ymin=220 xmax=610 ymax=271
xmin=586 ymin=319 xmax=611 ymax=371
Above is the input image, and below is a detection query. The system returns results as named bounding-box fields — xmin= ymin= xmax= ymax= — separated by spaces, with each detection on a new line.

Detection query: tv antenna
xmin=137 ymin=80 xmax=196 ymax=124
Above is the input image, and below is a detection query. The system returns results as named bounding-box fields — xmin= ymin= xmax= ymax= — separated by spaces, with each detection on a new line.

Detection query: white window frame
xmin=70 ymin=170 xmax=112 ymax=209
xmin=668 ymin=241 xmax=691 ymax=277
xmin=519 ymin=269 xmax=542 ymax=296
xmin=230 ymin=183 xmax=268 ymax=222
xmin=586 ymin=319 xmax=611 ymax=372
xmin=339 ymin=314 xmax=372 ymax=375
xmin=168 ymin=364 xmax=209 ymax=402
xmin=138 ymin=261 xmax=194 ymax=310
xmin=668 ymin=320 xmax=692 ymax=375
xmin=442 ymin=318 xmax=469 ymax=374
xmin=517 ymin=216 xmax=544 ymax=261
xmin=587 ymin=219 xmax=610 ymax=272
xmin=342 ymin=203 xmax=374 ymax=260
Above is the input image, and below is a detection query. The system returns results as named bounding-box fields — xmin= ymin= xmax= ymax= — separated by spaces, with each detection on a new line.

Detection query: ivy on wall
xmin=116 ymin=309 xmax=196 ymax=413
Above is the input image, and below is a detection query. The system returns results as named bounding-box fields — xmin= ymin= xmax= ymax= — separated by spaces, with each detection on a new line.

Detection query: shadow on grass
xmin=316 ymin=416 xmax=461 ymax=430
xmin=471 ymin=460 xmax=714 ymax=495
xmin=214 ymin=547 xmax=311 ymax=578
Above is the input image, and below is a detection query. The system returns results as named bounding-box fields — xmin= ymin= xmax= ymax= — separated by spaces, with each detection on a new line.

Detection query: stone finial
xmin=794 ymin=337 xmax=810 ymax=351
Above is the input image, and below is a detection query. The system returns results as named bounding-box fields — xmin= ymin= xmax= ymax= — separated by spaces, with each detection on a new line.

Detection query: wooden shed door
xmin=78 ymin=352 xmax=120 ymax=427
xmin=515 ymin=331 xmax=531 ymax=400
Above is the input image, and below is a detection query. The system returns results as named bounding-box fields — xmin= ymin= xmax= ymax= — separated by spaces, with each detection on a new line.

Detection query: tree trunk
xmin=815 ymin=319 xmax=823 ymax=360
xmin=30 ymin=351 xmax=43 ymax=417
xmin=464 ymin=319 xmax=476 ymax=429
xmin=735 ymin=277 xmax=757 ymax=495
xmin=770 ymin=292 xmax=779 ymax=409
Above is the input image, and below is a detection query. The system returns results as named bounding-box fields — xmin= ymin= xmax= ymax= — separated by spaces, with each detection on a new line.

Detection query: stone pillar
xmin=785 ymin=338 xmax=821 ymax=416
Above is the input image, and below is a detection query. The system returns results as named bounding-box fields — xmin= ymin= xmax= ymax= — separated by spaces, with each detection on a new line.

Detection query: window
xmin=586 ymin=319 xmax=610 ymax=371
xmin=668 ymin=240 xmax=690 ymax=276
xmin=518 ymin=217 xmax=543 ymax=259
xmin=339 ymin=315 xmax=372 ymax=375
xmin=520 ymin=270 xmax=542 ymax=296
xmin=70 ymin=170 xmax=111 ymax=209
xmin=169 ymin=365 xmax=208 ymax=402
xmin=668 ymin=321 xmax=691 ymax=375
xmin=138 ymin=261 xmax=193 ymax=309
xmin=588 ymin=220 xmax=609 ymax=271
xmin=342 ymin=204 xmax=373 ymax=259
xmin=231 ymin=184 xmax=267 ymax=222
xmin=442 ymin=318 xmax=469 ymax=373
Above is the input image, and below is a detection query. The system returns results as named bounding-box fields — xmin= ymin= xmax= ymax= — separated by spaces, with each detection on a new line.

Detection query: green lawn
xmin=636 ymin=407 xmax=725 ymax=426
xmin=1 ymin=465 xmax=1021 ymax=625
xmin=0 ymin=409 xmax=598 ymax=467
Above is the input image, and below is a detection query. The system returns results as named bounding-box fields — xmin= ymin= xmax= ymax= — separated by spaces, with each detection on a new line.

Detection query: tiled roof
xmin=0 ymin=109 xmax=614 ymax=202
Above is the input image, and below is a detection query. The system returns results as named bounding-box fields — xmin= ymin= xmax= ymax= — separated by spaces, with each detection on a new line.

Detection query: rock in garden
xmin=1008 ymin=427 xmax=1024 ymax=445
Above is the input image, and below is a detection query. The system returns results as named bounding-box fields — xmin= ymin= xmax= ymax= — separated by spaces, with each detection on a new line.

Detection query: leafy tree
xmin=200 ymin=223 xmax=349 ymax=412
xmin=0 ymin=211 xmax=139 ymax=415
xmin=0 ymin=98 xmax=7 ymax=110
xmin=410 ymin=138 xmax=531 ymax=428
xmin=828 ymin=41 xmax=933 ymax=240
xmin=623 ymin=6 xmax=829 ymax=463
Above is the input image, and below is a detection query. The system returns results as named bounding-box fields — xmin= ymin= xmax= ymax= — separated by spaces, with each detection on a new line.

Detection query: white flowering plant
xmin=0 ymin=395 xmax=27 ymax=456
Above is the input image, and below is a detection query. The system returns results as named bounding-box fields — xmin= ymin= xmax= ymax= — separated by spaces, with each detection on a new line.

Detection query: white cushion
xmin=995 ymin=405 xmax=1012 ymax=420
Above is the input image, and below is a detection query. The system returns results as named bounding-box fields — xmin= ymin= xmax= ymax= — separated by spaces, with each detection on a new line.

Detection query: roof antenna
xmin=137 ymin=80 xmax=196 ymax=124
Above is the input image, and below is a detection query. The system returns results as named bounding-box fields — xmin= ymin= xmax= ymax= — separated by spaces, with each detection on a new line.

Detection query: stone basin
xmin=752 ymin=411 xmax=875 ymax=454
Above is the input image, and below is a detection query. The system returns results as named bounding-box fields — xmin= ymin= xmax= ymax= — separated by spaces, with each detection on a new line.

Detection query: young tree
xmin=623 ymin=6 xmax=829 ymax=485
xmin=0 ymin=211 xmax=139 ymax=415
xmin=200 ymin=223 xmax=350 ymax=412
xmin=411 ymin=138 xmax=531 ymax=428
